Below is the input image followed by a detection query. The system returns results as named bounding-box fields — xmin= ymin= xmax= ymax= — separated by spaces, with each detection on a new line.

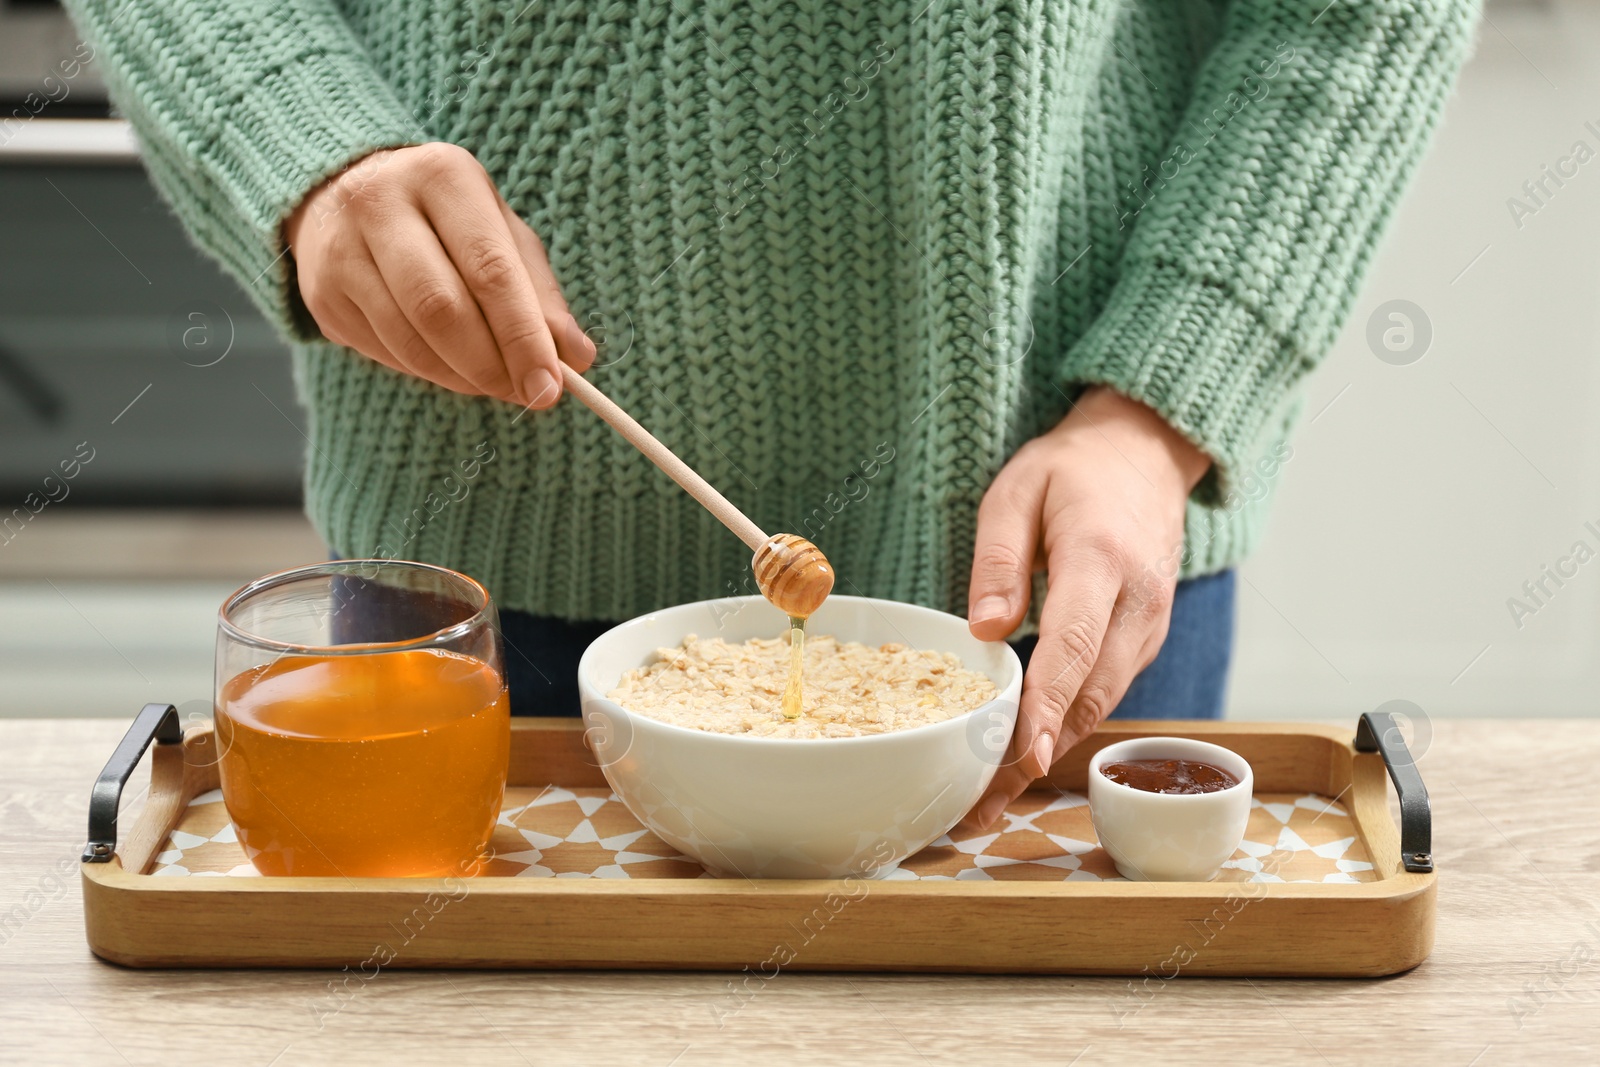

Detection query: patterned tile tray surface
xmin=149 ymin=787 xmax=1375 ymax=883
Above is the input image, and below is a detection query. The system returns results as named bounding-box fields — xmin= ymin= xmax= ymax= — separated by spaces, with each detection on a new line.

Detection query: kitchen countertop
xmin=2 ymin=717 xmax=1595 ymax=1065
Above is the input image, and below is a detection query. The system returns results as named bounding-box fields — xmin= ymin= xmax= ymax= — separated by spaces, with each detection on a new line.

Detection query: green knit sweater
xmin=69 ymin=0 xmax=1476 ymax=623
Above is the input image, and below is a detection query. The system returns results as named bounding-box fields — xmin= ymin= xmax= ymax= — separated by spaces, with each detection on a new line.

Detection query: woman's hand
xmin=961 ymin=386 xmax=1212 ymax=830
xmin=285 ymin=142 xmax=594 ymax=410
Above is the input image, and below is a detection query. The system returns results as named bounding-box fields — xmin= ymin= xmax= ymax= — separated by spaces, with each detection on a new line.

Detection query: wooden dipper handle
xmin=558 ymin=365 xmax=834 ymax=617
xmin=559 ymin=364 xmax=766 ymax=550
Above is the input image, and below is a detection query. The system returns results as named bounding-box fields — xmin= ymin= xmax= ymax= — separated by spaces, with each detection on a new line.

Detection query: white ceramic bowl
xmin=578 ymin=595 xmax=1022 ymax=879
xmin=1087 ymin=736 xmax=1253 ymax=882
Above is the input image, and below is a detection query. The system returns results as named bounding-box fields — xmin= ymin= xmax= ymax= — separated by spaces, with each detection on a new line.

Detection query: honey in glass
xmin=215 ymin=561 xmax=509 ymax=877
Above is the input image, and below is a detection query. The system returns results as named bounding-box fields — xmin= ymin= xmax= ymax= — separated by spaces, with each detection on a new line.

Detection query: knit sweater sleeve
xmin=1060 ymin=0 xmax=1478 ymax=501
xmin=61 ymin=0 xmax=422 ymax=340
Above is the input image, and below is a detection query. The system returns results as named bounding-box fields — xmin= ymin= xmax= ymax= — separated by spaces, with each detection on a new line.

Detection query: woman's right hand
xmin=285 ymin=142 xmax=594 ymax=410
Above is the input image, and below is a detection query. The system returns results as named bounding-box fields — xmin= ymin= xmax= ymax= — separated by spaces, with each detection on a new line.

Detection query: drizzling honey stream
xmin=751 ymin=533 xmax=834 ymax=719
xmin=781 ymin=616 xmax=806 ymax=719
xmin=553 ymin=368 xmax=836 ymax=720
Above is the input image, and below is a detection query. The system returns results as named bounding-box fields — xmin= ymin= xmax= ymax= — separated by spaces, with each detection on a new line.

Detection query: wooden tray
xmin=81 ymin=710 xmax=1434 ymax=976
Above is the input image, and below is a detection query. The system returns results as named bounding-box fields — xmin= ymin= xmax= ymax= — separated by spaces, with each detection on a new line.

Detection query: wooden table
xmin=2 ymin=718 xmax=1595 ymax=1065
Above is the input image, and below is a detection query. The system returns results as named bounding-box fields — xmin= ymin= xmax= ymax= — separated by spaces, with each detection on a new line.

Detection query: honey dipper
xmin=558 ymin=365 xmax=834 ymax=618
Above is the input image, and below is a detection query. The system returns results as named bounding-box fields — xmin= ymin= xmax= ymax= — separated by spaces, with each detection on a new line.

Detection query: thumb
xmin=967 ymin=471 xmax=1043 ymax=641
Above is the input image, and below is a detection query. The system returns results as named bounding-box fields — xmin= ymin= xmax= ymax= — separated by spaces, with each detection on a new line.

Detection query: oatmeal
xmin=607 ymin=632 xmax=998 ymax=738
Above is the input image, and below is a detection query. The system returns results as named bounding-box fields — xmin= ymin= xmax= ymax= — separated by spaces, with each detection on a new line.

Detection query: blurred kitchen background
xmin=1 ymin=0 xmax=1595 ymax=724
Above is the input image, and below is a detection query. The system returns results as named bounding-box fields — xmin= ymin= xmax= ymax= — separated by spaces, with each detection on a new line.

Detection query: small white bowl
xmin=1087 ymin=736 xmax=1253 ymax=882
xmin=578 ymin=595 xmax=1022 ymax=879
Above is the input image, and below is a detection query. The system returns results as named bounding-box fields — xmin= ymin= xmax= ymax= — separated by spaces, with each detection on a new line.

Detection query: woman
xmin=66 ymin=0 xmax=1477 ymax=827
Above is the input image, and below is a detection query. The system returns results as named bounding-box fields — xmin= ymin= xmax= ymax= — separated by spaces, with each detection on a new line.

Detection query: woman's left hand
xmin=960 ymin=386 xmax=1212 ymax=830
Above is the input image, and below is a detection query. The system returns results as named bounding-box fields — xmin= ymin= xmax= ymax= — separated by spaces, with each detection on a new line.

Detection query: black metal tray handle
xmin=1354 ymin=710 xmax=1433 ymax=873
xmin=82 ymin=703 xmax=181 ymax=863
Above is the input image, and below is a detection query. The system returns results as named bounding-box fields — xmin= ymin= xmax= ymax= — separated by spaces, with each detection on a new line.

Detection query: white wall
xmin=1228 ymin=0 xmax=1600 ymax=720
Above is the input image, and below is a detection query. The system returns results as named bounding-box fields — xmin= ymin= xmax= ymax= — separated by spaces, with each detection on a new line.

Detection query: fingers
xmin=967 ymin=465 xmax=1044 ymax=642
xmin=290 ymin=143 xmax=592 ymax=411
xmin=1050 ymin=597 xmax=1149 ymax=758
xmin=956 ymin=613 xmax=1133 ymax=835
xmin=312 ymin=290 xmax=391 ymax=364
xmin=339 ymin=256 xmax=485 ymax=396
xmin=498 ymin=200 xmax=596 ymax=374
xmin=953 ymin=388 xmax=1200 ymax=834
xmin=957 ymin=752 xmax=1036 ymax=834
xmin=958 ymin=588 xmax=1165 ymax=833
xmin=416 ymin=164 xmax=564 ymax=408
xmin=363 ymin=212 xmax=520 ymax=400
xmin=1013 ymin=544 xmax=1121 ymax=778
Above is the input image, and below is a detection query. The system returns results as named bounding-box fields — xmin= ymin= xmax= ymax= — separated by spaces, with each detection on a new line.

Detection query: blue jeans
xmin=497 ymin=570 xmax=1234 ymax=719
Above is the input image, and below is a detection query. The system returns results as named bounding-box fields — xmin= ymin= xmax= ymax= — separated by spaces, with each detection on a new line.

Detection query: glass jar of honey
xmin=214 ymin=560 xmax=509 ymax=877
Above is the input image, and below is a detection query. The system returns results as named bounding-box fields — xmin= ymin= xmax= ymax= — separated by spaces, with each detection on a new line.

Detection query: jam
xmin=1100 ymin=758 xmax=1239 ymax=795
